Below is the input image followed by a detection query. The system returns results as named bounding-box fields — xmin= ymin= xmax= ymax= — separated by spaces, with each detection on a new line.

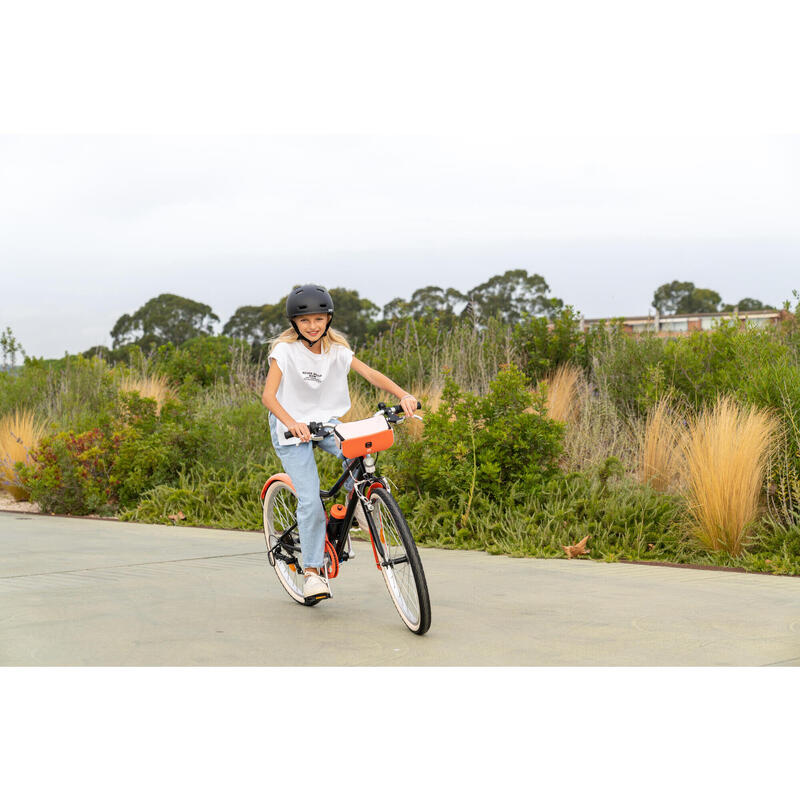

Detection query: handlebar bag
xmin=334 ymin=416 xmax=394 ymax=458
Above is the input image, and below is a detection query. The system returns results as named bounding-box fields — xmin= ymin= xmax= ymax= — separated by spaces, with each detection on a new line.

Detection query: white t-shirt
xmin=269 ymin=340 xmax=354 ymax=446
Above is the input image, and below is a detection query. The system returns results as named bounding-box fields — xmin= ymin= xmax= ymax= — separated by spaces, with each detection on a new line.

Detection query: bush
xmin=19 ymin=428 xmax=121 ymax=515
xmin=0 ymin=354 xmax=118 ymax=430
xmin=585 ymin=323 xmax=666 ymax=416
xmin=392 ymin=364 xmax=564 ymax=507
xmin=121 ymin=462 xmax=268 ymax=530
xmin=190 ymin=401 xmax=278 ymax=474
xmin=19 ymin=392 xmax=211 ymax=513
xmin=403 ymin=464 xmax=689 ymax=561
xmin=153 ymin=336 xmax=243 ymax=389
xmin=512 ymin=307 xmax=586 ymax=382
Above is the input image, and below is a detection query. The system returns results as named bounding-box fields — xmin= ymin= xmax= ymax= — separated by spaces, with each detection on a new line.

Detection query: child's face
xmin=294 ymin=314 xmax=329 ymax=342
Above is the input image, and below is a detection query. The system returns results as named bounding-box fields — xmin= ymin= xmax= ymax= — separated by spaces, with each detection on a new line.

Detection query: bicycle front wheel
xmin=368 ymin=487 xmax=431 ymax=635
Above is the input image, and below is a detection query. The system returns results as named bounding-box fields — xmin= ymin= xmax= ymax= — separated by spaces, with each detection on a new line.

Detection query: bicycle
xmin=260 ymin=402 xmax=432 ymax=635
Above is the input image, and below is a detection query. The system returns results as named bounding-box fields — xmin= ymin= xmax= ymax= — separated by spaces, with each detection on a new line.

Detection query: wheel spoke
xmin=374 ymin=498 xmax=421 ymax=625
xmin=265 ymin=483 xmax=305 ymax=601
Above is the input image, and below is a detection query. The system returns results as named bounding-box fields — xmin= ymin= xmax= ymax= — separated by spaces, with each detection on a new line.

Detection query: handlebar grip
xmin=389 ymin=401 xmax=422 ymax=414
xmin=284 ymin=422 xmax=326 ymax=439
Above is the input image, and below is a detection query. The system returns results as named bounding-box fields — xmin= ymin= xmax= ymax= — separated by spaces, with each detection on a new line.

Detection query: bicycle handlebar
xmin=283 ymin=401 xmax=423 ymax=439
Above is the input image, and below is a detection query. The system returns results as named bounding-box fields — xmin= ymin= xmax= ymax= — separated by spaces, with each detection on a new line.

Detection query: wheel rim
xmin=373 ymin=496 xmax=422 ymax=629
xmin=264 ymin=482 xmax=304 ymax=601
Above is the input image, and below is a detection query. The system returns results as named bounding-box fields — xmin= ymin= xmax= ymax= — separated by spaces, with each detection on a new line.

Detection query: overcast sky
xmin=2 ymin=134 xmax=798 ymax=358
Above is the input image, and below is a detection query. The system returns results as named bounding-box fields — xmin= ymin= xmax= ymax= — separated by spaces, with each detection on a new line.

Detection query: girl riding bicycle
xmin=261 ymin=284 xmax=418 ymax=602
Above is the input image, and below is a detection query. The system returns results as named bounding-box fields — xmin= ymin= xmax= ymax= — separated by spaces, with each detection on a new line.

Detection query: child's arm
xmin=261 ymin=362 xmax=313 ymax=442
xmin=350 ymin=357 xmax=419 ymax=417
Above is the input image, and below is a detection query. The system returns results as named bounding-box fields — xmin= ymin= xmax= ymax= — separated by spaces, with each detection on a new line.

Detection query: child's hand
xmin=289 ymin=421 xmax=312 ymax=442
xmin=400 ymin=394 xmax=419 ymax=418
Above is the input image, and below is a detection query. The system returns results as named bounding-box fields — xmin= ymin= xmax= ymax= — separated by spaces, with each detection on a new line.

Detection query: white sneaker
xmin=303 ymin=571 xmax=331 ymax=601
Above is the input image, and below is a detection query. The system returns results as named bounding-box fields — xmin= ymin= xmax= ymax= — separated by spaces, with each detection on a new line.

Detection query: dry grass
xmin=341 ymin=386 xmax=375 ymax=423
xmin=683 ymin=396 xmax=778 ymax=555
xmin=559 ymin=383 xmax=639 ymax=473
xmin=0 ymin=410 xmax=47 ymax=500
xmin=402 ymin=383 xmax=442 ymax=439
xmin=118 ymin=375 xmax=177 ymax=413
xmin=639 ymin=396 xmax=686 ymax=493
xmin=410 ymin=383 xmax=443 ymax=415
xmin=537 ymin=364 xmax=583 ymax=423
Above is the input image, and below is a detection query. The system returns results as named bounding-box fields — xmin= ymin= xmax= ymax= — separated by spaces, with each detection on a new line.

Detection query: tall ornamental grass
xmin=0 ymin=410 xmax=47 ymax=500
xmin=683 ymin=397 xmax=778 ymax=555
xmin=118 ymin=375 xmax=177 ymax=413
xmin=538 ymin=363 xmax=583 ymax=423
xmin=640 ymin=396 xmax=686 ymax=493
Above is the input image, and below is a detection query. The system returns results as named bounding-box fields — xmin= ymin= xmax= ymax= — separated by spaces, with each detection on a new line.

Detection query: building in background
xmin=579 ymin=308 xmax=791 ymax=337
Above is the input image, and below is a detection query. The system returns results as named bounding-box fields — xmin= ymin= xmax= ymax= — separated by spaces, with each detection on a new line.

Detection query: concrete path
xmin=1 ymin=511 xmax=798 ymax=666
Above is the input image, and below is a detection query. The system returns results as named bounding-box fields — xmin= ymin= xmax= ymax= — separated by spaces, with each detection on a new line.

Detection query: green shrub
xmin=0 ymin=354 xmax=118 ymax=429
xmin=403 ymin=464 xmax=689 ymax=560
xmin=153 ymin=336 xmax=242 ymax=389
xmin=392 ymin=364 xmax=564 ymax=505
xmin=191 ymin=401 xmax=278 ymax=473
xmin=19 ymin=392 xmax=211 ymax=513
xmin=585 ymin=323 xmax=666 ymax=416
xmin=19 ymin=428 xmax=121 ymax=515
xmin=121 ymin=462 xmax=268 ymax=530
xmin=512 ymin=306 xmax=586 ymax=382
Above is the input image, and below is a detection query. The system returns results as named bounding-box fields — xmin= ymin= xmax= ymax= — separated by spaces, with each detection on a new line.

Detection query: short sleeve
xmin=269 ymin=342 xmax=288 ymax=373
xmin=339 ymin=346 xmax=354 ymax=371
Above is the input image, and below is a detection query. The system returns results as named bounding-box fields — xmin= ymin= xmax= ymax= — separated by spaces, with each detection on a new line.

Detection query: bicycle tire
xmin=368 ymin=487 xmax=431 ymax=635
xmin=262 ymin=479 xmax=320 ymax=607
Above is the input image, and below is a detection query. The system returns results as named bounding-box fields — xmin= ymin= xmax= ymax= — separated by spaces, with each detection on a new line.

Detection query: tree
xmin=652 ymin=281 xmax=721 ymax=315
xmin=328 ymin=287 xmax=380 ymax=343
xmin=407 ymin=286 xmax=467 ymax=322
xmin=1 ymin=326 xmax=26 ymax=369
xmin=467 ymin=269 xmax=563 ymax=325
xmin=652 ymin=281 xmax=695 ymax=315
xmin=721 ymin=297 xmax=772 ymax=312
xmin=222 ymin=302 xmax=286 ymax=347
xmin=111 ymin=294 xmax=219 ymax=349
xmin=382 ymin=297 xmax=411 ymax=321
xmin=686 ymin=288 xmax=722 ymax=313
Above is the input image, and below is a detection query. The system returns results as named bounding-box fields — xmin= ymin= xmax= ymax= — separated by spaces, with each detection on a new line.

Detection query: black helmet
xmin=286 ymin=284 xmax=334 ymax=319
xmin=286 ymin=284 xmax=335 ymax=345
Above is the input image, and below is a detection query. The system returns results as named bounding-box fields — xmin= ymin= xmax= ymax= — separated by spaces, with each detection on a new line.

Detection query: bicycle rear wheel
xmin=263 ymin=479 xmax=318 ymax=606
xmin=368 ymin=487 xmax=431 ymax=635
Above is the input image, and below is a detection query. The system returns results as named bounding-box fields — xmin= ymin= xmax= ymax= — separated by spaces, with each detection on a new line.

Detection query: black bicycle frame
xmin=314 ymin=442 xmax=387 ymax=566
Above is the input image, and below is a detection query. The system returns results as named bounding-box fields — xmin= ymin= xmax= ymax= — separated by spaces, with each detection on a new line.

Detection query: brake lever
xmin=393 ymin=413 xmax=423 ymax=425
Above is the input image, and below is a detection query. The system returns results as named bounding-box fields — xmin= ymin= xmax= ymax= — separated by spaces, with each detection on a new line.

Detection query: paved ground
xmin=1 ymin=511 xmax=798 ymax=666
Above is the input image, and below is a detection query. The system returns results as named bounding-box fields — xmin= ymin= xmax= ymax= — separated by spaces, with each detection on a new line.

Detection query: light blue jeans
xmin=268 ymin=414 xmax=353 ymax=569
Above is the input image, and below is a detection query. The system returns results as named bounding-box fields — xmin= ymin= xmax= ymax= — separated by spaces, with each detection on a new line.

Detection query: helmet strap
xmin=290 ymin=320 xmax=315 ymax=348
xmin=290 ymin=314 xmax=334 ymax=347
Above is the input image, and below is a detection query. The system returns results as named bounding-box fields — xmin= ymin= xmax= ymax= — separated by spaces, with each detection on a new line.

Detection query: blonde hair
xmin=269 ymin=325 xmax=351 ymax=355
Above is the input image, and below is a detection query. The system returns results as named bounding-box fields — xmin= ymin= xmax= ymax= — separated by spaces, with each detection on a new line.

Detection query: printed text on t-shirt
xmin=302 ymin=370 xmax=323 ymax=384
